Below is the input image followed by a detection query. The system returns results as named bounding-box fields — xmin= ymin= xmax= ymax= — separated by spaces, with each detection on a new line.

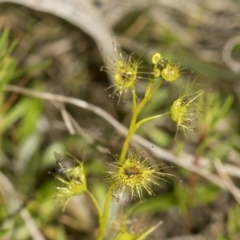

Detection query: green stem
xmin=119 ymin=79 xmax=163 ymax=163
xmin=132 ymin=88 xmax=137 ymax=111
xmin=86 ymin=190 xmax=102 ymax=221
xmin=144 ymin=79 xmax=155 ymax=98
xmin=135 ymin=221 xmax=162 ymax=240
xmin=135 ymin=112 xmax=169 ymax=130
xmin=97 ymin=78 xmax=164 ymax=239
xmin=97 ymin=183 xmax=115 ymax=240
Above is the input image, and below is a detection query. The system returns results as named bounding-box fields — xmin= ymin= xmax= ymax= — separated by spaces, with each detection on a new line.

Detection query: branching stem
xmin=119 ymin=79 xmax=163 ymax=163
xmin=135 ymin=112 xmax=169 ymax=130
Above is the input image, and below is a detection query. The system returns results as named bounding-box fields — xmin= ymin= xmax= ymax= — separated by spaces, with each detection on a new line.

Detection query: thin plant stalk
xmin=135 ymin=112 xmax=169 ymax=129
xmin=86 ymin=190 xmax=102 ymax=221
xmin=97 ymin=183 xmax=116 ymax=240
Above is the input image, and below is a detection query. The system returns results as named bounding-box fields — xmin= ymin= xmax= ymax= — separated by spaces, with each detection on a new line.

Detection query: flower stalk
xmin=96 ymin=50 xmax=184 ymax=239
xmin=86 ymin=190 xmax=102 ymax=221
xmin=135 ymin=112 xmax=169 ymax=130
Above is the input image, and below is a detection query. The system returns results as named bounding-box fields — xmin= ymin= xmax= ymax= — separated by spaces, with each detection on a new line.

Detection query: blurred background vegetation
xmin=0 ymin=0 xmax=240 ymax=239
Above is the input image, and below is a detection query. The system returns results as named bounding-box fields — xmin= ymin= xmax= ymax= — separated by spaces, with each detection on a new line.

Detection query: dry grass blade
xmin=54 ymin=102 xmax=76 ymax=135
xmin=214 ymin=159 xmax=240 ymax=204
xmin=0 ymin=172 xmax=46 ymax=240
xmin=222 ymin=35 xmax=240 ymax=72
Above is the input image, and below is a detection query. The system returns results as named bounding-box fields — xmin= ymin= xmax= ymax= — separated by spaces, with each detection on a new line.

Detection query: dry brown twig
xmin=53 ymin=102 xmax=76 ymax=135
xmin=53 ymin=101 xmax=110 ymax=154
xmin=5 ymin=84 xmax=239 ymax=191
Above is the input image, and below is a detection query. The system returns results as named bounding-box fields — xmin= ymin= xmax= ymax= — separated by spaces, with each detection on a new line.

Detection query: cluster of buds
xmin=151 ymin=52 xmax=180 ymax=82
xmin=101 ymin=49 xmax=181 ymax=101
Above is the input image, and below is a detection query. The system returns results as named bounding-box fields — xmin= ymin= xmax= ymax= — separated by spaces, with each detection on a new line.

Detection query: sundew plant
xmin=51 ymin=45 xmax=206 ymax=240
xmin=0 ymin=28 xmax=207 ymax=239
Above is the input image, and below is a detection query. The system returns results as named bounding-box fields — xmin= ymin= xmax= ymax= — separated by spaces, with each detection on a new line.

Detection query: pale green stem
xmin=97 ymin=183 xmax=115 ymax=240
xmin=144 ymin=79 xmax=155 ymax=98
xmin=119 ymin=79 xmax=163 ymax=163
xmin=131 ymin=87 xmax=137 ymax=111
xmin=135 ymin=112 xmax=169 ymax=130
xmin=135 ymin=221 xmax=162 ymax=240
xmin=86 ymin=190 xmax=102 ymax=221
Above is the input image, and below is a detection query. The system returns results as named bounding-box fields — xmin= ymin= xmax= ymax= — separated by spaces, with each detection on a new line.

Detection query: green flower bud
xmin=161 ymin=63 xmax=179 ymax=82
